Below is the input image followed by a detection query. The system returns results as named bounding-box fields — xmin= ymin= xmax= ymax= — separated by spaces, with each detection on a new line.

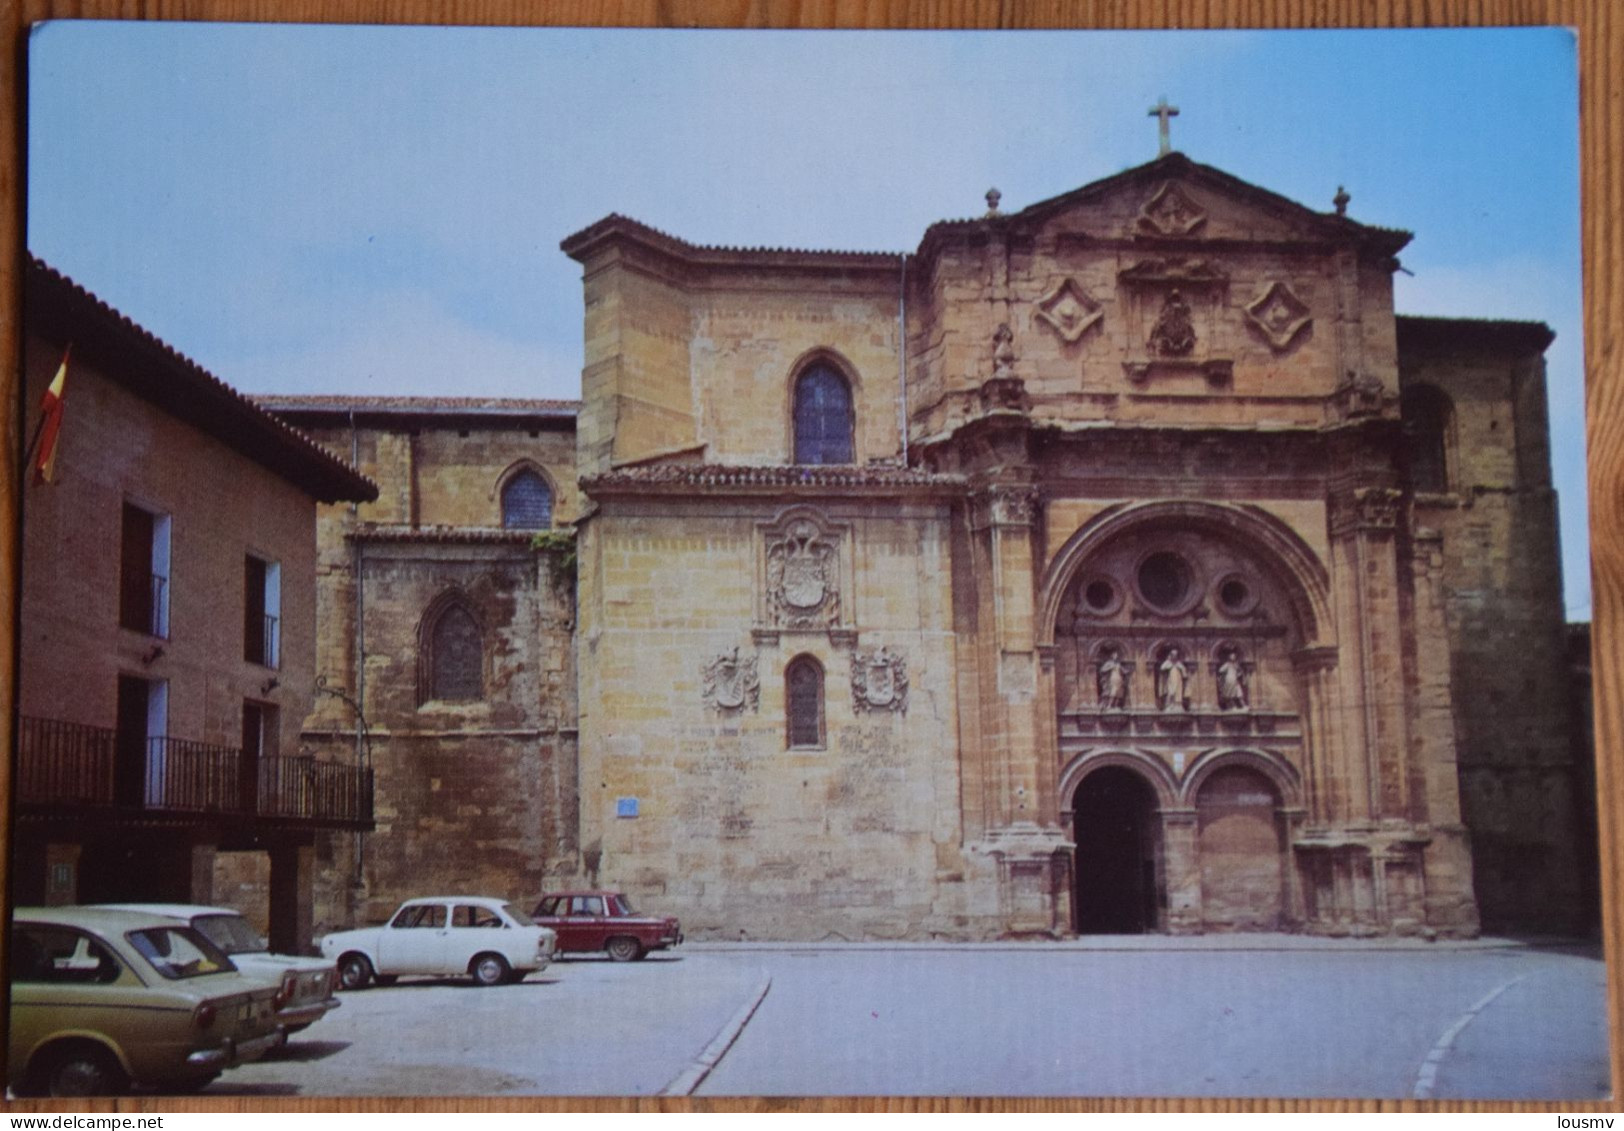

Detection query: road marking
xmin=1412 ymin=972 xmax=1530 ymax=1099
xmin=660 ymin=969 xmax=773 ymax=1096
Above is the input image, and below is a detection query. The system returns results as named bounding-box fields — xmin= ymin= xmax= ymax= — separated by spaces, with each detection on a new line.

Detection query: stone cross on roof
xmin=1149 ymin=96 xmax=1180 ymax=156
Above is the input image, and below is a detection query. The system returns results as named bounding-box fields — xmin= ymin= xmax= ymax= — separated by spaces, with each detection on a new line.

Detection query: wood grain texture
xmin=0 ymin=0 xmax=1617 ymax=1115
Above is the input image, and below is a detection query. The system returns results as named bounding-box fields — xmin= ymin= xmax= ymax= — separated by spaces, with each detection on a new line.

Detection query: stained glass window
xmin=786 ymin=656 xmax=824 ymax=748
xmin=501 ymin=469 xmax=553 ymax=529
xmin=430 ymin=603 xmax=482 ymax=701
xmin=793 ymin=365 xmax=854 ymax=465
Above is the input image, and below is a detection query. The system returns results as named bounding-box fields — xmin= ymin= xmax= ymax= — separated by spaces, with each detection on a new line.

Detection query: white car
xmin=320 ymin=896 xmax=557 ymax=989
xmin=99 ymin=904 xmax=340 ymax=1033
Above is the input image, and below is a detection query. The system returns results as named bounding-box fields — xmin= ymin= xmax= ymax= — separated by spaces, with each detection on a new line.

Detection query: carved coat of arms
xmin=851 ymin=647 xmax=909 ymax=714
xmin=767 ymin=519 xmax=839 ymax=629
xmin=701 ymin=647 xmax=760 ymax=713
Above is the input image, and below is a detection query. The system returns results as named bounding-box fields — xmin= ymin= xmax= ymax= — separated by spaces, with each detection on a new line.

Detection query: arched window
xmin=501 ymin=469 xmax=554 ymax=529
xmin=785 ymin=655 xmax=825 ymax=749
xmin=424 ymin=599 xmax=483 ymax=702
xmin=792 ymin=364 xmax=854 ymax=465
xmin=1401 ymin=385 xmax=1453 ymax=494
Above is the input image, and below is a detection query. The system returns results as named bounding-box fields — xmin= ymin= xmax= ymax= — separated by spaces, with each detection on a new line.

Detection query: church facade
xmin=276 ymin=151 xmax=1588 ymax=940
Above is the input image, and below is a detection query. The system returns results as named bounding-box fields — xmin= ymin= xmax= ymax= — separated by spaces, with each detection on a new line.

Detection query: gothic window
xmin=792 ymin=364 xmax=854 ymax=465
xmin=501 ymin=468 xmax=554 ymax=529
xmin=786 ymin=655 xmax=825 ymax=749
xmin=424 ymin=599 xmax=483 ymax=702
xmin=1401 ymin=385 xmax=1453 ymax=494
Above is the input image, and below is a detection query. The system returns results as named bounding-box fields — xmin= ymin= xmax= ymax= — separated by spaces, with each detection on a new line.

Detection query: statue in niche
xmin=991 ymin=322 xmax=1017 ymax=379
xmin=1158 ymin=647 xmax=1191 ymax=711
xmin=1217 ymin=647 xmax=1249 ymax=711
xmin=1149 ymin=288 xmax=1197 ymax=357
xmin=1096 ymin=647 xmax=1129 ymax=710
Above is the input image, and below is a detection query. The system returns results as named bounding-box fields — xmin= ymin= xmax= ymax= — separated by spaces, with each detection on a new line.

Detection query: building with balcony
xmin=15 ymin=258 xmax=378 ymax=953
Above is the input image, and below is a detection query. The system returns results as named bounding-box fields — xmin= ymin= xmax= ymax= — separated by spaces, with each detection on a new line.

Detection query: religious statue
xmin=1158 ymin=647 xmax=1190 ymax=711
xmin=1217 ymin=648 xmax=1249 ymax=711
xmin=1149 ymin=288 xmax=1197 ymax=356
xmin=991 ymin=322 xmax=1017 ymax=380
xmin=1096 ymin=647 xmax=1128 ymax=710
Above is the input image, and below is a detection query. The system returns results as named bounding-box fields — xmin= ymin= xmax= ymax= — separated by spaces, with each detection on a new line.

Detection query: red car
xmin=531 ymin=892 xmax=683 ymax=962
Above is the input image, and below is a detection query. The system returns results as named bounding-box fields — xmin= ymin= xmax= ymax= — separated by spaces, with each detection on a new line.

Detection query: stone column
xmin=1279 ymin=807 xmax=1307 ymax=927
xmin=1327 ymin=486 xmax=1411 ymax=824
xmin=1161 ymin=807 xmax=1201 ymax=934
xmin=188 ymin=842 xmax=217 ymax=906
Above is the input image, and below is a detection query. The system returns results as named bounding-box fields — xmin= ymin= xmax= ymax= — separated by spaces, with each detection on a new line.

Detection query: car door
xmin=375 ymin=903 xmax=449 ymax=974
xmin=568 ymin=895 xmax=609 ymax=951
xmin=446 ymin=903 xmax=506 ymax=971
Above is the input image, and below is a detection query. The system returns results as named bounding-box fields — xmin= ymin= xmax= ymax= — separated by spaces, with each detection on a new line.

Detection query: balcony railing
xmin=17 ymin=715 xmax=373 ymax=827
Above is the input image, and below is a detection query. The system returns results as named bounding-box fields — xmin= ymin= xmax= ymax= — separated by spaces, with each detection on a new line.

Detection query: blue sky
xmin=26 ymin=24 xmax=1587 ymax=617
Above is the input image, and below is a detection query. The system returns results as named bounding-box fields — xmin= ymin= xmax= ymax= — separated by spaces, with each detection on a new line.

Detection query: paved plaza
xmin=209 ymin=939 xmax=1612 ymax=1100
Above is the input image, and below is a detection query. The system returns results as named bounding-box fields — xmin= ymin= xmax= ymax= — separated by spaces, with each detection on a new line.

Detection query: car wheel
xmin=41 ymin=1044 xmax=128 ymax=1097
xmin=374 ymin=974 xmax=399 ymax=987
xmin=472 ymin=953 xmax=510 ymax=987
xmin=338 ymin=953 xmax=374 ymax=990
xmin=606 ymin=936 xmax=644 ymax=963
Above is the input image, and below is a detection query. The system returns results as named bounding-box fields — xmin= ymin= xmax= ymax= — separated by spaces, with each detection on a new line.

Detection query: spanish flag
xmin=33 ymin=345 xmax=70 ymax=485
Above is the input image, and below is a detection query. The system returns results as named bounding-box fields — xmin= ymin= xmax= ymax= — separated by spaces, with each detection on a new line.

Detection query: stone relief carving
xmin=1035 ymin=278 xmax=1104 ymax=344
xmin=1137 ymin=181 xmax=1207 ymax=237
xmin=1245 ymin=281 xmax=1313 ymax=351
xmin=1118 ymin=257 xmax=1228 ymax=288
xmin=991 ymin=322 xmax=1017 ymax=379
xmin=1332 ymin=486 xmax=1404 ymax=536
xmin=766 ymin=517 xmax=841 ymax=629
xmin=851 ymin=646 xmax=909 ymax=714
xmin=1149 ymin=289 xmax=1197 ymax=357
xmin=988 ymin=486 xmax=1039 ymax=526
xmin=978 ymin=376 xmax=1031 ymax=415
xmin=701 ymin=647 xmax=760 ymax=713
xmin=1330 ymin=370 xmax=1391 ymax=421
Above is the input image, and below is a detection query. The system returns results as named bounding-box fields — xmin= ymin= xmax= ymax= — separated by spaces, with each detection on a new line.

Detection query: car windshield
xmin=190 ymin=914 xmax=266 ymax=955
xmin=127 ymin=926 xmax=237 ymax=980
xmin=501 ymin=903 xmax=533 ymax=926
xmin=611 ymin=895 xmax=637 ymax=915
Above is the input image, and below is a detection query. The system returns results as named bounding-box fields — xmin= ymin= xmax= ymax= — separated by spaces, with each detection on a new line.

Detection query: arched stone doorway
xmin=1195 ymin=765 xmax=1286 ymax=930
xmin=1073 ymin=766 xmax=1162 ymax=934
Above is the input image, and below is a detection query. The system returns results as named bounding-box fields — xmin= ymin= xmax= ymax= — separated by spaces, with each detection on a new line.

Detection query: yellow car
xmin=9 ymin=907 xmax=286 ymax=1096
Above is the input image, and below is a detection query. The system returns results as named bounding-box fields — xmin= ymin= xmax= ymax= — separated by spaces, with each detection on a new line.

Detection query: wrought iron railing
xmin=16 ymin=716 xmax=115 ymax=805
xmin=17 ymin=715 xmax=372 ymax=826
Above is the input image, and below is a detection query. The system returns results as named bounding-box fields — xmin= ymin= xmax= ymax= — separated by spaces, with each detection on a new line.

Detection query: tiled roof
xmin=25 ymin=257 xmax=377 ymax=505
xmin=1396 ymin=314 xmax=1556 ymax=352
xmin=260 ymin=394 xmax=579 ymax=416
xmin=581 ymin=463 xmax=966 ymax=495
xmin=561 ymin=213 xmax=904 ymax=267
xmin=350 ymin=524 xmax=543 ymax=544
